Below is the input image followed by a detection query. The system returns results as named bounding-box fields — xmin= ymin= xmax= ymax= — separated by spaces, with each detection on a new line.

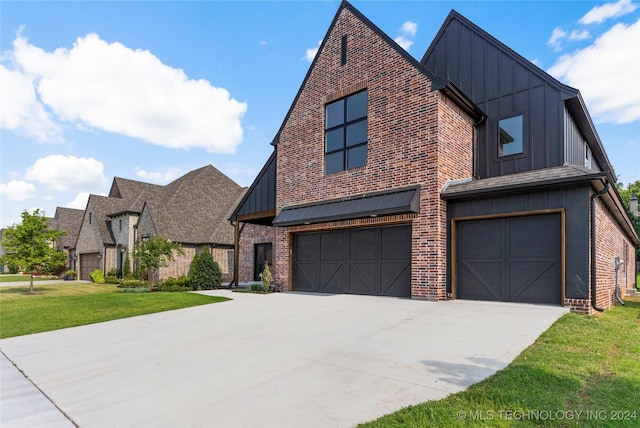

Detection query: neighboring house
xmin=49 ymin=207 xmax=84 ymax=271
xmin=230 ymin=1 xmax=638 ymax=314
xmin=75 ymin=165 xmax=245 ymax=282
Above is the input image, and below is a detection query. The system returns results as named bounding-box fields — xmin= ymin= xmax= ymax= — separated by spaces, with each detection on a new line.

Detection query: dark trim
xmin=229 ymin=150 xmax=277 ymax=222
xmin=273 ymin=185 xmax=420 ymax=227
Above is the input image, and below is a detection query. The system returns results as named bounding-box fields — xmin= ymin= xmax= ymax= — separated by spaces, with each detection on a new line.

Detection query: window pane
xmin=325 ymin=128 xmax=344 ymax=153
xmin=346 ymin=120 xmax=367 ymax=147
xmin=347 ymin=144 xmax=367 ymax=169
xmin=325 ymin=151 xmax=344 ymax=174
xmin=325 ymin=100 xmax=344 ymax=129
xmin=347 ymin=91 xmax=367 ymax=121
xmin=498 ymin=115 xmax=523 ymax=157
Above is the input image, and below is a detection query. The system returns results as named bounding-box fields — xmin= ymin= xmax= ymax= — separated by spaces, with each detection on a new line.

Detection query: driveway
xmin=0 ymin=290 xmax=567 ymax=427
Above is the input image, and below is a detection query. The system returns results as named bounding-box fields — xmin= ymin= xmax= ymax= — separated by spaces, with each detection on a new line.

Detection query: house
xmin=75 ymin=165 xmax=245 ymax=282
xmin=230 ymin=1 xmax=638 ymax=314
xmin=49 ymin=207 xmax=84 ymax=272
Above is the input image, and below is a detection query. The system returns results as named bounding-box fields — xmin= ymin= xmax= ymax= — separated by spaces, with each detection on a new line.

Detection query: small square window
xmin=498 ymin=115 xmax=523 ymax=157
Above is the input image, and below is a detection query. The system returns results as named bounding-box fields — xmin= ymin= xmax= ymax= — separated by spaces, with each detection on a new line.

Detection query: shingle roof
xmin=142 ymin=165 xmax=245 ymax=244
xmin=441 ymin=165 xmax=606 ymax=199
xmin=53 ymin=207 xmax=84 ymax=249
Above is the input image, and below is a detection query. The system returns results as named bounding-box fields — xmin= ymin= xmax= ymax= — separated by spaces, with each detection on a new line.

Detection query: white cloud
xmin=547 ymin=27 xmax=567 ymax=51
xmin=305 ymin=40 xmax=321 ymax=62
xmin=569 ymin=29 xmax=591 ymax=41
xmin=579 ymin=0 xmax=638 ymax=24
xmin=136 ymin=167 xmax=182 ymax=183
xmin=24 ymin=155 xmax=108 ymax=192
xmin=548 ymin=19 xmax=640 ymax=124
xmin=394 ymin=36 xmax=413 ymax=51
xmin=65 ymin=192 xmax=93 ymax=210
xmin=5 ymin=33 xmax=247 ymax=154
xmin=399 ymin=21 xmax=418 ymax=37
xmin=0 ymin=65 xmax=61 ymax=142
xmin=0 ymin=180 xmax=37 ymax=201
xmin=395 ymin=21 xmax=418 ymax=51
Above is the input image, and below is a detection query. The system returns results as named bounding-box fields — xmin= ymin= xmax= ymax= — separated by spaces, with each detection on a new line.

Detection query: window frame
xmin=497 ymin=114 xmax=525 ymax=158
xmin=324 ymin=90 xmax=368 ymax=174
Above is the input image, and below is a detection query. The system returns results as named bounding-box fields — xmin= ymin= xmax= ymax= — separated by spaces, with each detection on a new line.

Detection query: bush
xmin=157 ymin=276 xmax=191 ymax=292
xmin=105 ymin=275 xmax=120 ymax=284
xmin=118 ymin=279 xmax=149 ymax=288
xmin=122 ymin=251 xmax=131 ymax=278
xmin=250 ymin=283 xmax=263 ymax=292
xmin=90 ymin=269 xmax=105 ymax=283
xmin=189 ymin=249 xmax=222 ymax=290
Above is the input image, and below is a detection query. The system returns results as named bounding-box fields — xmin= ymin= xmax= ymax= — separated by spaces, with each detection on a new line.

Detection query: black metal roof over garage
xmin=273 ymin=185 xmax=420 ymax=227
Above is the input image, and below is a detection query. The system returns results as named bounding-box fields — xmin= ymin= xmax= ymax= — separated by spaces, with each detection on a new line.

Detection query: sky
xmin=1 ymin=0 xmax=639 ymax=228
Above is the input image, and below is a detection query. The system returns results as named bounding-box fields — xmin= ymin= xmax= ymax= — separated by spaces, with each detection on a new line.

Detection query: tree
xmin=122 ymin=250 xmax=132 ymax=278
xmin=617 ymin=180 xmax=640 ymax=258
xmin=133 ymin=235 xmax=185 ymax=290
xmin=188 ymin=248 xmax=222 ymax=290
xmin=0 ymin=209 xmax=66 ymax=294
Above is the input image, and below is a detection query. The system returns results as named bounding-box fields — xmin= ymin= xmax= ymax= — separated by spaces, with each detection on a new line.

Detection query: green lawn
xmin=0 ymin=274 xmax=59 ymax=283
xmin=360 ymin=297 xmax=640 ymax=428
xmin=0 ymin=283 xmax=229 ymax=338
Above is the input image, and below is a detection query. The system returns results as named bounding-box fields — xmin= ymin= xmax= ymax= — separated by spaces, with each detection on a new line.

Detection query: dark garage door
xmin=293 ymin=225 xmax=411 ymax=297
xmin=456 ymin=213 xmax=561 ymax=304
xmin=80 ymin=253 xmax=101 ymax=281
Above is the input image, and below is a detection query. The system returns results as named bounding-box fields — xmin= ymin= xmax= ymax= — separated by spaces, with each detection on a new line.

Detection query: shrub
xmin=157 ymin=276 xmax=191 ymax=292
xmin=118 ymin=279 xmax=149 ymax=288
xmin=259 ymin=263 xmax=273 ymax=293
xmin=188 ymin=249 xmax=222 ymax=290
xmin=250 ymin=283 xmax=263 ymax=292
xmin=90 ymin=269 xmax=105 ymax=283
xmin=105 ymin=275 xmax=120 ymax=284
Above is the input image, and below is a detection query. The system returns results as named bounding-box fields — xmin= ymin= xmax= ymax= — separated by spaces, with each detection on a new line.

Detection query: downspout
xmin=590 ymin=181 xmax=609 ymax=312
xmin=614 ymin=257 xmax=625 ymax=305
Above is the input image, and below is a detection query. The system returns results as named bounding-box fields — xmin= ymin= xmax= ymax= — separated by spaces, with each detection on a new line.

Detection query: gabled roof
xmin=142 ymin=165 xmax=245 ymax=244
xmin=270 ymin=1 xmax=481 ymax=147
xmin=422 ymin=10 xmax=615 ymax=183
xmin=53 ymin=207 xmax=84 ymax=249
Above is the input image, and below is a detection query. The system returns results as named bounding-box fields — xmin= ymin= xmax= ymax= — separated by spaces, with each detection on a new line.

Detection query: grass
xmin=360 ymin=296 xmax=640 ymax=428
xmin=0 ymin=283 xmax=230 ymax=338
xmin=0 ymin=274 xmax=59 ymax=283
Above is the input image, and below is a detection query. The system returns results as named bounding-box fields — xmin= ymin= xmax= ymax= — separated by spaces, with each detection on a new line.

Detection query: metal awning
xmin=273 ymin=186 xmax=420 ymax=226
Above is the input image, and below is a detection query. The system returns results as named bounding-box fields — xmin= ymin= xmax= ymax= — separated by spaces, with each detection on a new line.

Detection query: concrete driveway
xmin=1 ymin=290 xmax=567 ymax=428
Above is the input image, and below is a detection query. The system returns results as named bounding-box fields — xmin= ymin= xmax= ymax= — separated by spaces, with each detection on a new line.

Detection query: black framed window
xmin=498 ymin=115 xmax=523 ymax=157
xmin=254 ymin=243 xmax=272 ymax=281
xmin=325 ymin=90 xmax=367 ymax=174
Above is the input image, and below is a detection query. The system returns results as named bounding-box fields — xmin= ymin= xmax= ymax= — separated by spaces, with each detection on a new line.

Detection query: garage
xmin=80 ymin=253 xmax=101 ymax=281
xmin=293 ymin=225 xmax=411 ymax=297
xmin=455 ymin=213 xmax=562 ymax=304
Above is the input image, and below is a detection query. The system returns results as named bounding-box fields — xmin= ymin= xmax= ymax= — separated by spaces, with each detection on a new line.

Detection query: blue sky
xmin=1 ymin=0 xmax=639 ymax=228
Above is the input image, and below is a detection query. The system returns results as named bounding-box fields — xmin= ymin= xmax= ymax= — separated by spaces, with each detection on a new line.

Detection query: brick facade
xmin=593 ymin=197 xmax=636 ymax=311
xmin=238 ymin=224 xmax=276 ymax=283
xmin=272 ymin=7 xmax=474 ymax=299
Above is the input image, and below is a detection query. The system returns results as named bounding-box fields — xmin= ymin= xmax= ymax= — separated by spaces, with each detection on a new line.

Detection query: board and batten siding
xmin=564 ymin=106 xmax=602 ymax=172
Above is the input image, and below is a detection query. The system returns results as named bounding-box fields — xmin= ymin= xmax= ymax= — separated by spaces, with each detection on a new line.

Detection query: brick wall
xmin=593 ymin=196 xmax=636 ymax=311
xmin=273 ymin=7 xmax=474 ymax=298
xmin=238 ymin=223 xmax=276 ymax=282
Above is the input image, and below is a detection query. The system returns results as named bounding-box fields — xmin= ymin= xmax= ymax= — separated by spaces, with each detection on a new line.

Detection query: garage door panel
xmin=380 ymin=262 xmax=411 ymax=297
xmin=509 ymin=216 xmax=560 ymax=258
xmin=457 ymin=213 xmax=561 ymax=305
xmin=320 ymin=232 xmax=344 ymax=261
xmin=319 ymin=262 xmax=345 ymax=293
xmin=80 ymin=253 xmax=100 ymax=281
xmin=459 ymin=261 xmax=502 ymax=300
xmin=349 ymin=262 xmax=377 ymax=295
xmin=508 ymin=260 xmax=560 ymax=304
xmin=459 ymin=220 xmax=502 ymax=258
xmin=380 ymin=227 xmax=411 ymax=260
xmin=293 ymin=225 xmax=411 ymax=297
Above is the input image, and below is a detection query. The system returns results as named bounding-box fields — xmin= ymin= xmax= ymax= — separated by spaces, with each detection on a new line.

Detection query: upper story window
xmin=325 ymin=90 xmax=368 ymax=174
xmin=584 ymin=144 xmax=592 ymax=169
xmin=498 ymin=115 xmax=523 ymax=157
